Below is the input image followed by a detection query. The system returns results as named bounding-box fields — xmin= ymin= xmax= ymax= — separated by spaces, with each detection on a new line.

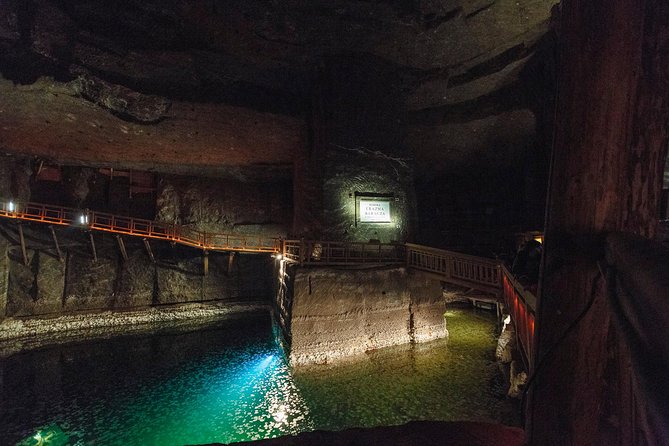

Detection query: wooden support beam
xmin=227 ymin=252 xmax=235 ymax=276
xmin=116 ymin=234 xmax=128 ymax=261
xmin=528 ymin=1 xmax=669 ymax=445
xmin=17 ymin=223 xmax=28 ymax=266
xmin=50 ymin=226 xmax=63 ymax=262
xmin=89 ymin=232 xmax=97 ymax=262
xmin=143 ymin=238 xmax=155 ymax=263
xmin=203 ymin=251 xmax=209 ymax=276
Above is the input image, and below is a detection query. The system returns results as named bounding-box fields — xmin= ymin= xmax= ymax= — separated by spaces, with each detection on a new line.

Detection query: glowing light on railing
xmin=79 ymin=214 xmax=89 ymax=225
xmin=7 ymin=201 xmax=15 ymax=212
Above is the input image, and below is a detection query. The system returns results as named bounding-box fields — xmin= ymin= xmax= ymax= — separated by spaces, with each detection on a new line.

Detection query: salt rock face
xmin=0 ymin=0 xmax=556 ymax=176
xmin=495 ymin=326 xmax=515 ymax=363
xmin=508 ymin=359 xmax=527 ymax=398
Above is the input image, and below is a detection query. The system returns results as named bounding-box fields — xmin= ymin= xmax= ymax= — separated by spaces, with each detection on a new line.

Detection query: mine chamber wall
xmin=0 ymin=155 xmax=292 ymax=319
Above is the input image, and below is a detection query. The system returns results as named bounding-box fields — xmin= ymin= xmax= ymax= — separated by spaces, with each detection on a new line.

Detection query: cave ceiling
xmin=0 ymin=0 xmax=557 ymax=179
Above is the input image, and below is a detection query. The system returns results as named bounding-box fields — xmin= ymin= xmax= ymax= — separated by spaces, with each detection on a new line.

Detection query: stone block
xmin=288 ymin=266 xmax=446 ymax=366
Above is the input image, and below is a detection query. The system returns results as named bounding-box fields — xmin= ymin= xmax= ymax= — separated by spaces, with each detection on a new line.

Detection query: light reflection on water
xmin=1 ymin=308 xmax=516 ymax=445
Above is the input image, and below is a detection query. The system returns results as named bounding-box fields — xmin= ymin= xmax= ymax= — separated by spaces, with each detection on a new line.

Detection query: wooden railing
xmin=0 ymin=199 xmax=281 ymax=253
xmin=283 ymin=239 xmax=405 ymax=265
xmin=405 ymin=243 xmax=502 ymax=295
xmin=500 ymin=264 xmax=537 ymax=367
xmin=0 ymin=199 xmax=536 ymax=364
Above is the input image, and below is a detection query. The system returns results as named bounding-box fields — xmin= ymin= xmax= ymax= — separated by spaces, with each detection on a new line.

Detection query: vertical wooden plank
xmin=116 ymin=235 xmax=128 ymax=261
xmin=89 ymin=232 xmax=97 ymax=262
xmin=50 ymin=226 xmax=63 ymax=262
xmin=17 ymin=223 xmax=28 ymax=266
xmin=227 ymin=252 xmax=235 ymax=276
xmin=143 ymin=238 xmax=155 ymax=263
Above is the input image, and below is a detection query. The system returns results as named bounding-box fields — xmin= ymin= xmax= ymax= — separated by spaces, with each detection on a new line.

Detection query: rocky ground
xmin=0 ymin=301 xmax=269 ymax=357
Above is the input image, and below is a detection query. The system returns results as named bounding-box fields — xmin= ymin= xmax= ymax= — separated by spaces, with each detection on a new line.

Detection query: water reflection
xmin=1 ymin=308 xmax=516 ymax=445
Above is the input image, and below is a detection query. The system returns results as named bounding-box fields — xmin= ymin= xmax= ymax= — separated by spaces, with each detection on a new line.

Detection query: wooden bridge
xmin=0 ymin=200 xmax=281 ymax=253
xmin=0 ymin=198 xmax=536 ymax=366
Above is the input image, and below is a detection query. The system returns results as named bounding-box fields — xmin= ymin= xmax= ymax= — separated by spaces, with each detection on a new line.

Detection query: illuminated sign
xmin=359 ymin=200 xmax=391 ymax=223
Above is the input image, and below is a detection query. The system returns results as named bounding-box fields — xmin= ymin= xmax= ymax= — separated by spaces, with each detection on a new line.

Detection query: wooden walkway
xmin=0 ymin=200 xmax=280 ymax=253
xmin=282 ymin=240 xmax=536 ymax=367
xmin=0 ymin=198 xmax=536 ymax=365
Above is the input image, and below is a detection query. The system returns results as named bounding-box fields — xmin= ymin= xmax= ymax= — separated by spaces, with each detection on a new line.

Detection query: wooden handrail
xmin=283 ymin=239 xmax=405 ymax=265
xmin=0 ymin=199 xmax=536 ymax=365
xmin=0 ymin=199 xmax=280 ymax=253
xmin=500 ymin=264 xmax=536 ymax=368
xmin=405 ymin=243 xmax=502 ymax=295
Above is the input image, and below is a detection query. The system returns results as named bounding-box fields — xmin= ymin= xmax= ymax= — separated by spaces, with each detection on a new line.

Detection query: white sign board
xmin=359 ymin=200 xmax=391 ymax=223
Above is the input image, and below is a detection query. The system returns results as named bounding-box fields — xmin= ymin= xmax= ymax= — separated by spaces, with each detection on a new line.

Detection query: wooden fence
xmin=0 ymin=198 xmax=537 ymax=364
xmin=405 ymin=243 xmax=502 ymax=295
xmin=500 ymin=264 xmax=537 ymax=367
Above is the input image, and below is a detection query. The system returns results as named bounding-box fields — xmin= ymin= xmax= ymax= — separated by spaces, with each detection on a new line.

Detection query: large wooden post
xmin=17 ymin=223 xmax=28 ymax=266
xmin=143 ymin=238 xmax=155 ymax=263
xmin=116 ymin=235 xmax=128 ymax=261
xmin=528 ymin=1 xmax=669 ymax=445
xmin=50 ymin=226 xmax=63 ymax=262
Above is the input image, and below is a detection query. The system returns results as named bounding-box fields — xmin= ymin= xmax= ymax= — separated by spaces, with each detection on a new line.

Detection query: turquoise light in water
xmin=2 ymin=310 xmax=515 ymax=445
xmin=110 ymin=348 xmax=312 ymax=445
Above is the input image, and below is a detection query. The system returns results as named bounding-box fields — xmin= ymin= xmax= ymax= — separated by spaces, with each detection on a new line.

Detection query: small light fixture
xmin=273 ymin=254 xmax=283 ymax=260
xmin=7 ymin=201 xmax=15 ymax=212
xmin=79 ymin=214 xmax=89 ymax=225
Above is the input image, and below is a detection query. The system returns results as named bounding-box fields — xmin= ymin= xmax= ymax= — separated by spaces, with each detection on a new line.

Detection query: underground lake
xmin=0 ymin=308 xmax=518 ymax=445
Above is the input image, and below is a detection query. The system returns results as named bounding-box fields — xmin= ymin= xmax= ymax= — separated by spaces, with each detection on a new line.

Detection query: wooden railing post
xmin=299 ymin=238 xmax=306 ymax=264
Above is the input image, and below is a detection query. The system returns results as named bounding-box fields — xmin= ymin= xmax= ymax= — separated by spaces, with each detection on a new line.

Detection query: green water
xmin=0 ymin=309 xmax=517 ymax=445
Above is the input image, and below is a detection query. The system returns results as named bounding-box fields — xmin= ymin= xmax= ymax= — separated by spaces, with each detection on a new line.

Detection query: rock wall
xmin=295 ymin=55 xmax=416 ymax=242
xmin=280 ymin=266 xmax=446 ymax=365
xmin=156 ymin=175 xmax=292 ymax=238
xmin=0 ymin=236 xmax=8 ymax=318
xmin=0 ymin=224 xmax=273 ymax=319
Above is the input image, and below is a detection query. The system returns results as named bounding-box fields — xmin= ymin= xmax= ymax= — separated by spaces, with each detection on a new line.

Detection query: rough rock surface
xmin=0 ymin=76 xmax=303 ymax=177
xmin=0 ymin=0 xmax=557 ymax=247
xmin=0 ymin=0 xmax=556 ymax=173
xmin=64 ymin=244 xmax=117 ymax=311
xmin=114 ymin=249 xmax=155 ymax=308
xmin=286 ymin=266 xmax=445 ymax=365
xmin=0 ymin=223 xmax=274 ymax=319
xmin=0 ymin=236 xmax=8 ymax=318
xmin=155 ymin=175 xmax=292 ymax=236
